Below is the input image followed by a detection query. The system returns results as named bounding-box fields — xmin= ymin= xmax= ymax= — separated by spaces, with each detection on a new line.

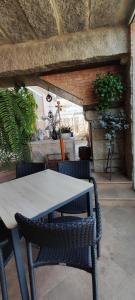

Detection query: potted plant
xmin=99 ymin=112 xmax=129 ymax=150
xmin=98 ymin=111 xmax=128 ymax=178
xmin=60 ymin=126 xmax=72 ymax=139
xmin=93 ymin=72 xmax=124 ymax=112
xmin=92 ymin=73 xmax=127 ymax=177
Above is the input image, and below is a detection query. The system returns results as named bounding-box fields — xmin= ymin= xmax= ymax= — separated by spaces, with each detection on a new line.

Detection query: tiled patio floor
xmin=1 ymin=207 xmax=135 ymax=300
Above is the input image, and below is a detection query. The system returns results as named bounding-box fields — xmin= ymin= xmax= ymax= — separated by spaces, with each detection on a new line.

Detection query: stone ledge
xmin=0 ymin=26 xmax=128 ymax=78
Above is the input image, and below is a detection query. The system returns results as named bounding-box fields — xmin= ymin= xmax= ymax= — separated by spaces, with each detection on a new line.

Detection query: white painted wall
xmin=28 ymin=86 xmax=88 ymax=138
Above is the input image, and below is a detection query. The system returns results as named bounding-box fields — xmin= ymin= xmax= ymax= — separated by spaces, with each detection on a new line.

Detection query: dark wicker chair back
xmin=57 ymin=160 xmax=102 ymax=259
xmin=15 ymin=213 xmax=95 ymax=249
xmin=57 ymin=160 xmax=91 ymax=179
xmin=15 ymin=213 xmax=99 ymax=300
xmin=16 ymin=162 xmax=46 ymax=178
xmin=57 ymin=160 xmax=91 ymax=214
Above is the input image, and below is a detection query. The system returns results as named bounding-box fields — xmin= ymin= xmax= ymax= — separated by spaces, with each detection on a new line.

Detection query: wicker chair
xmin=15 ymin=213 xmax=99 ymax=300
xmin=16 ymin=162 xmax=46 ymax=179
xmin=57 ymin=160 xmax=102 ymax=258
xmin=0 ymin=219 xmax=13 ymax=300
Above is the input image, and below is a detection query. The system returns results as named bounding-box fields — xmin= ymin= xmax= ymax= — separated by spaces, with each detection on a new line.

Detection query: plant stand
xmin=105 ymin=146 xmax=114 ymax=181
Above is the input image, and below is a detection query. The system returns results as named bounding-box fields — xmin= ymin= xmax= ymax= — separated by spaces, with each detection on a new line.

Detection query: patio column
xmin=130 ymin=21 xmax=135 ymax=189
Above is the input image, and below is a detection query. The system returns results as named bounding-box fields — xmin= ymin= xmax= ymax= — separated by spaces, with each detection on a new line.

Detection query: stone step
xmin=96 ymin=178 xmax=135 ymax=207
xmin=100 ymin=198 xmax=135 ymax=207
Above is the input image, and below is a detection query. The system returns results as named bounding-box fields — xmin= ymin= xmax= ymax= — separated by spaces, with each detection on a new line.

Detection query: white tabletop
xmin=0 ymin=169 xmax=93 ymax=229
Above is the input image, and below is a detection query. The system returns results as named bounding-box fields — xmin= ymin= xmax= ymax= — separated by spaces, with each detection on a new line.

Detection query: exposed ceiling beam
xmin=0 ymin=26 xmax=128 ymax=78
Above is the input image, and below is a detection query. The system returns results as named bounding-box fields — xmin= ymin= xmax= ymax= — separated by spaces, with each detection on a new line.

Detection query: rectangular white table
xmin=0 ymin=169 xmax=93 ymax=300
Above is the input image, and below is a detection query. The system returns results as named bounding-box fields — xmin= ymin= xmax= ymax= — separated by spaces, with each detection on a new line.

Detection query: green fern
xmin=0 ymin=87 xmax=37 ymax=166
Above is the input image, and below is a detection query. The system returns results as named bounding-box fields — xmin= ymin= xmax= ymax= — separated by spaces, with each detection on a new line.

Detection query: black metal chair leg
xmin=91 ymin=246 xmax=99 ymax=300
xmin=11 ymin=228 xmax=30 ymax=300
xmin=27 ymin=243 xmax=37 ymax=300
xmin=97 ymin=242 xmax=101 ymax=259
xmin=0 ymin=249 xmax=8 ymax=300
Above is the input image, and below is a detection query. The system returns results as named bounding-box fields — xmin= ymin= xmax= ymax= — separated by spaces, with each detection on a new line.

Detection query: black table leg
xmin=11 ymin=227 xmax=30 ymax=300
xmin=87 ymin=189 xmax=93 ymax=217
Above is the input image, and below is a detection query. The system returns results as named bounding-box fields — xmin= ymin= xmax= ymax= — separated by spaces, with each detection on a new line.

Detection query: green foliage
xmin=99 ymin=112 xmax=129 ymax=149
xmin=0 ymin=87 xmax=37 ymax=166
xmin=93 ymin=73 xmax=124 ymax=112
xmin=61 ymin=126 xmax=71 ymax=133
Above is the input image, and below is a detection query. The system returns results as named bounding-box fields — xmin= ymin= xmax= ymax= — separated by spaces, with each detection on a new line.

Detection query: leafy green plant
xmin=93 ymin=73 xmax=124 ymax=112
xmin=99 ymin=112 xmax=129 ymax=149
xmin=0 ymin=87 xmax=37 ymax=166
xmin=61 ymin=126 xmax=71 ymax=133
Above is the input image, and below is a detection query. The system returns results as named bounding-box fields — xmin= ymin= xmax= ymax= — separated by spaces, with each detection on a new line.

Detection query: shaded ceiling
xmin=0 ymin=0 xmax=134 ymax=45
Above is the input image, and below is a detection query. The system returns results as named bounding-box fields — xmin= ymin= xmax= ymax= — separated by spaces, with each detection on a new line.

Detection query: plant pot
xmin=61 ymin=133 xmax=71 ymax=139
xmin=79 ymin=146 xmax=91 ymax=160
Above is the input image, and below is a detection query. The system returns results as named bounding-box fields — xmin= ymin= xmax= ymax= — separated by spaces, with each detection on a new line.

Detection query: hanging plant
xmin=0 ymin=87 xmax=37 ymax=166
xmin=93 ymin=72 xmax=124 ymax=112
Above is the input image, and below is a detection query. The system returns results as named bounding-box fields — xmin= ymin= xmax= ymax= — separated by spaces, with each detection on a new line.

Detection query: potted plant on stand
xmin=93 ymin=72 xmax=128 ymax=179
xmin=99 ymin=112 xmax=129 ymax=179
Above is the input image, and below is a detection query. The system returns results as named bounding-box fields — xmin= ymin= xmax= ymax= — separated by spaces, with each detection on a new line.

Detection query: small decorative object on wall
xmin=46 ymin=94 xmax=52 ymax=102
xmin=43 ymin=110 xmax=59 ymax=139
xmin=93 ymin=72 xmax=124 ymax=112
xmin=48 ymin=110 xmax=53 ymax=119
